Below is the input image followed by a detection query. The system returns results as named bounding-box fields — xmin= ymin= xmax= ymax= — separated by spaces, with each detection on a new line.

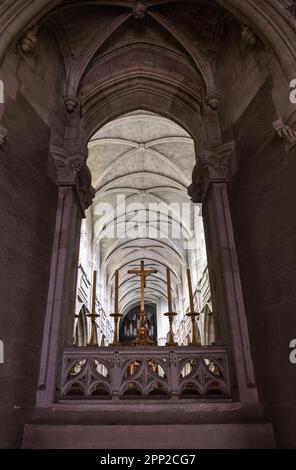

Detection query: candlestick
xmin=167 ymin=267 xmax=173 ymax=312
xmin=187 ymin=269 xmax=195 ymax=313
xmin=87 ymin=270 xmax=99 ymax=347
xmin=114 ymin=269 xmax=119 ymax=313
xmin=110 ymin=269 xmax=122 ymax=346
xmin=186 ymin=268 xmax=201 ymax=346
xmin=164 ymin=267 xmax=178 ymax=346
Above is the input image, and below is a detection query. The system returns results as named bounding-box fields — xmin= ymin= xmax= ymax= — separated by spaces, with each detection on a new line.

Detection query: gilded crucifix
xmin=128 ymin=260 xmax=157 ymax=345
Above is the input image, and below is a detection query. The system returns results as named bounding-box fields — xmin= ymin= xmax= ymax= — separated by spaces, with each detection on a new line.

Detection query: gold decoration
xmin=164 ymin=267 xmax=178 ymax=346
xmin=128 ymin=260 xmax=157 ymax=346
xmin=186 ymin=269 xmax=201 ymax=346
xmin=110 ymin=269 xmax=122 ymax=346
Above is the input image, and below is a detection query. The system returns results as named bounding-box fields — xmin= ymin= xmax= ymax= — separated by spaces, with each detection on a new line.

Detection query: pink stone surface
xmin=0 ymin=0 xmax=296 ymax=450
xmin=22 ymin=423 xmax=276 ymax=449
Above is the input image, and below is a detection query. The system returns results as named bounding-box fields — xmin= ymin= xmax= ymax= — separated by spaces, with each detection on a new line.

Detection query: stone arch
xmin=81 ymin=77 xmax=202 ymax=143
xmin=74 ymin=305 xmax=88 ymax=346
xmin=2 ymin=0 xmax=296 ymax=450
xmin=1 ymin=0 xmax=296 ymax=88
xmin=1 ymin=0 xmax=273 ymax=413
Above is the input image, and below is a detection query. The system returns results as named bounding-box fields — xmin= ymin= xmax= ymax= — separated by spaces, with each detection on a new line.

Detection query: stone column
xmin=36 ymin=147 xmax=95 ymax=407
xmin=188 ymin=142 xmax=258 ymax=403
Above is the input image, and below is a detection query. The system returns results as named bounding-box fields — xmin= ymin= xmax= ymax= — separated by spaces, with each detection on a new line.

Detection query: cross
xmin=128 ymin=260 xmax=157 ymax=315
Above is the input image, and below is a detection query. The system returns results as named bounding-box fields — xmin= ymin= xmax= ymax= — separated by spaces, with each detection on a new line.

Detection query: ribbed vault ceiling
xmin=88 ymin=110 xmax=197 ymax=315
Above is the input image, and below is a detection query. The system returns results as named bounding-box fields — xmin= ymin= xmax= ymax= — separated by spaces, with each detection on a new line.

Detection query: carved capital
xmin=133 ymin=3 xmax=146 ymax=19
xmin=188 ymin=142 xmax=235 ymax=203
xmin=0 ymin=125 xmax=8 ymax=145
xmin=241 ymin=25 xmax=257 ymax=46
xmin=51 ymin=146 xmax=78 ymax=184
xmin=20 ymin=30 xmax=37 ymax=54
xmin=51 ymin=146 xmax=95 ymax=212
xmin=202 ymin=141 xmax=235 ymax=180
xmin=56 ymin=157 xmax=82 ymax=184
xmin=273 ymin=117 xmax=296 ymax=153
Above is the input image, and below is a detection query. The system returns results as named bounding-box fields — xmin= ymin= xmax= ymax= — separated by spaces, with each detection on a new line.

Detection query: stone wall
xmin=215 ymin=20 xmax=296 ymax=447
xmin=228 ymin=80 xmax=296 ymax=448
xmin=0 ymin=30 xmax=61 ymax=447
xmin=0 ymin=92 xmax=58 ymax=448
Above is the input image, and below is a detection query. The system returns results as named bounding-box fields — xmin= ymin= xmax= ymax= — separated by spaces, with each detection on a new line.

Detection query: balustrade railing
xmin=59 ymin=346 xmax=231 ymax=401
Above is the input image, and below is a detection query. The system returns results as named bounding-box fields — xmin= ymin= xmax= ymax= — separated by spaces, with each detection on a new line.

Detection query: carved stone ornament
xmin=51 ymin=147 xmax=95 ymax=212
xmin=20 ymin=30 xmax=37 ymax=54
xmin=241 ymin=24 xmax=257 ymax=46
xmin=111 ymin=351 xmax=122 ymax=367
xmin=273 ymin=117 xmax=296 ymax=153
xmin=188 ymin=141 xmax=235 ymax=203
xmin=0 ymin=125 xmax=8 ymax=145
xmin=64 ymin=95 xmax=79 ymax=113
xmin=60 ymin=347 xmax=232 ymax=399
xmin=205 ymin=91 xmax=222 ymax=111
xmin=169 ymin=351 xmax=177 ymax=367
xmin=54 ymin=152 xmax=82 ymax=185
xmin=188 ymin=163 xmax=209 ymax=204
xmin=202 ymin=141 xmax=235 ymax=180
xmin=133 ymin=3 xmax=146 ymax=19
xmin=77 ymin=164 xmax=96 ymax=211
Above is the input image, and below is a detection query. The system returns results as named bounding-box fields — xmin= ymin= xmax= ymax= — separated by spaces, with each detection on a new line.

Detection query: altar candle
xmin=114 ymin=269 xmax=119 ymax=313
xmin=186 ymin=269 xmax=195 ymax=312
